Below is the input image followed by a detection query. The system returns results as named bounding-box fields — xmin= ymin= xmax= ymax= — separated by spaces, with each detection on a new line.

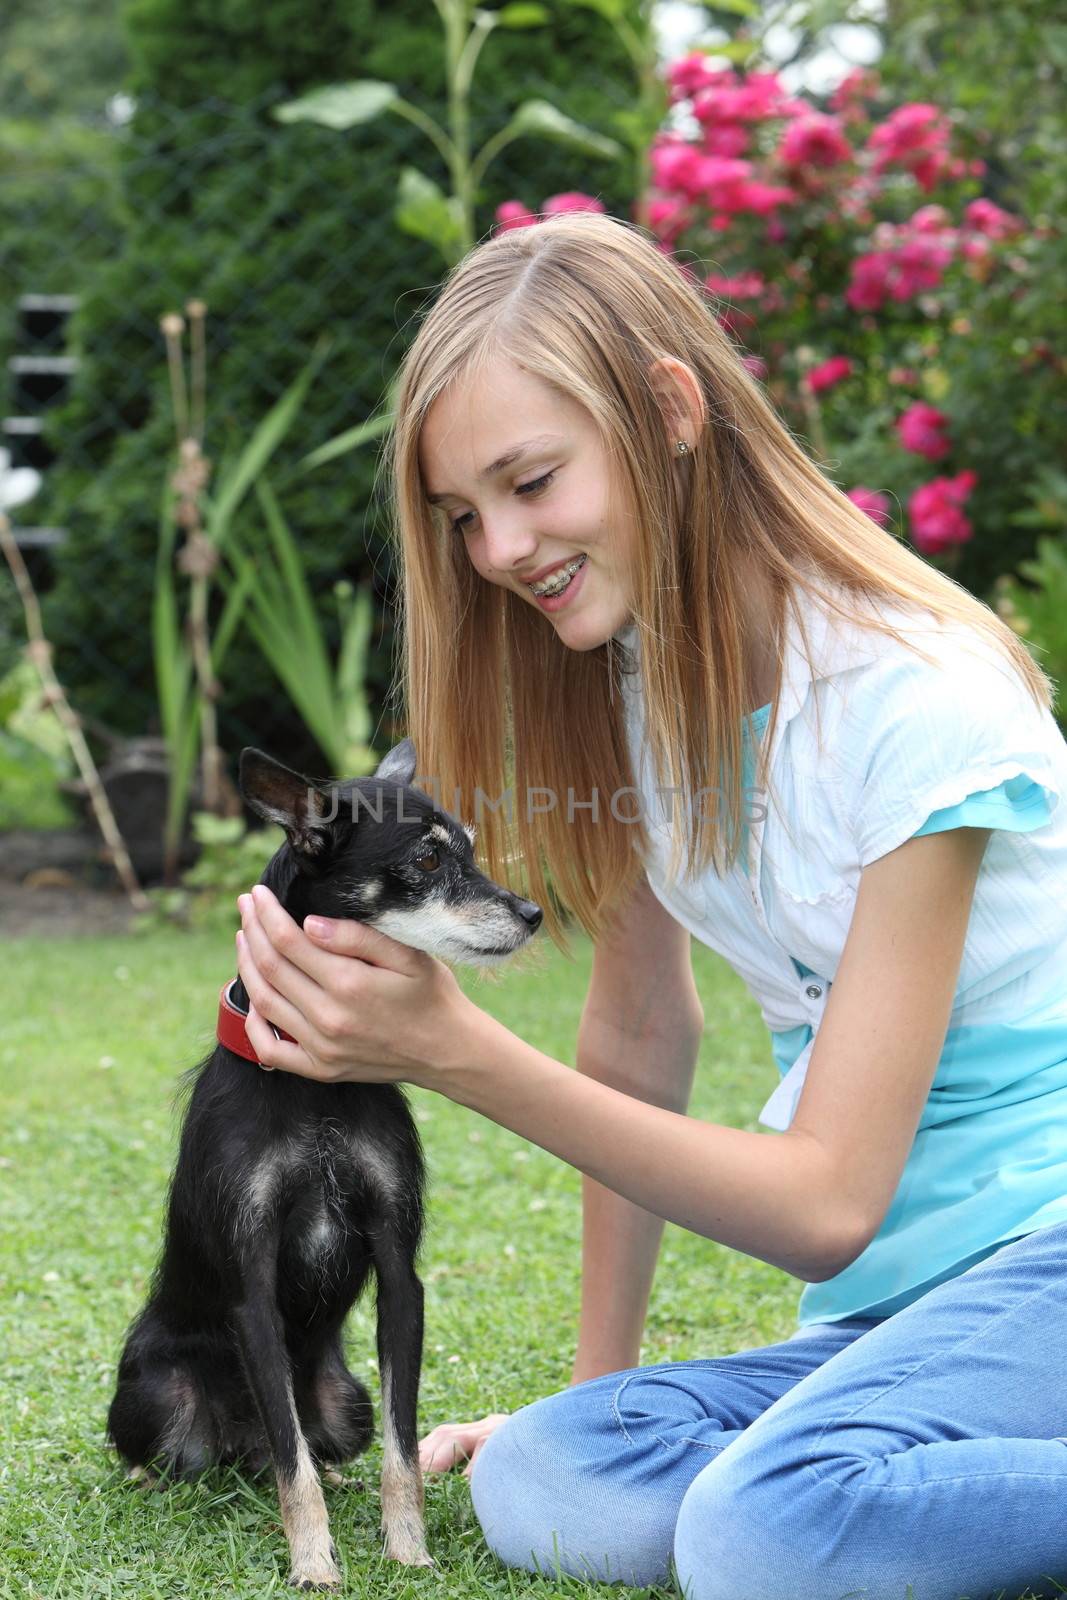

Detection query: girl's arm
xmin=236 ymin=825 xmax=990 ymax=1283
xmin=572 ymin=874 xmax=704 ymax=1383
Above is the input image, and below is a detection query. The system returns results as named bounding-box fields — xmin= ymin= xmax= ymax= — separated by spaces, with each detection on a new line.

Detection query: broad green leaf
xmin=299 ymin=410 xmax=394 ymax=474
xmin=394 ymin=168 xmax=466 ymax=259
xmin=689 ymin=0 xmax=759 ymax=15
xmin=506 ymin=99 xmax=624 ymax=161
xmin=496 ymin=2 xmax=551 ymax=24
xmin=556 ymin=0 xmax=626 ymax=22
xmin=274 ymin=81 xmax=399 ymax=130
xmin=704 ymin=36 xmax=760 ymax=63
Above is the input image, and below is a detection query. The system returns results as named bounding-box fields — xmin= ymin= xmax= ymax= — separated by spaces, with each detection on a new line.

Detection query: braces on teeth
xmin=532 ymin=555 xmax=586 ymax=597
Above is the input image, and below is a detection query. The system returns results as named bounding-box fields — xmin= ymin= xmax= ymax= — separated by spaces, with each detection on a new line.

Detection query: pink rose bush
xmin=494 ymin=193 xmax=605 ymax=232
xmin=492 ymin=55 xmax=1053 ymax=578
xmin=630 ymin=55 xmax=1040 ymax=570
xmin=896 ymin=402 xmax=951 ymax=460
xmin=846 ymin=487 xmax=893 ymax=526
xmin=806 ymin=356 xmax=852 ymax=394
xmin=908 ymin=471 xmax=978 ymax=554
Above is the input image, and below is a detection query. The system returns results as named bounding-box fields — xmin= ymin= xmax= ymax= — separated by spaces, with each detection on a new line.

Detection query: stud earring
xmin=675 ymin=439 xmax=690 ymax=455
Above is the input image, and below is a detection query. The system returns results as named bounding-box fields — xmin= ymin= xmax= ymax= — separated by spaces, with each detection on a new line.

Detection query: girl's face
xmin=419 ymin=356 xmax=637 ymax=651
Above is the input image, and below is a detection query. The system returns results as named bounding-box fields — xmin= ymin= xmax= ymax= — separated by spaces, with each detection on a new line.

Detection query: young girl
xmin=235 ymin=213 xmax=1067 ymax=1598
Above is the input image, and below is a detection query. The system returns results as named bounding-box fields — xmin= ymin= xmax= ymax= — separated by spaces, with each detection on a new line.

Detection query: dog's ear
xmin=373 ymin=738 xmax=417 ymax=787
xmin=239 ymin=748 xmax=335 ymax=860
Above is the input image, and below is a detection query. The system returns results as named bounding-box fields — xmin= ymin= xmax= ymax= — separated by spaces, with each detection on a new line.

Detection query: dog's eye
xmin=414 ymin=849 xmax=441 ymax=873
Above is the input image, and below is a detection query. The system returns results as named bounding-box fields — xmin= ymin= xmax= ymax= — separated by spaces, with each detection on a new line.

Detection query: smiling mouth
xmin=527 ymin=554 xmax=587 ymax=598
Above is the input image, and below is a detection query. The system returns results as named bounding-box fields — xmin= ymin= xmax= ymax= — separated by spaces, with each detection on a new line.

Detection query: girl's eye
xmin=414 ymin=849 xmax=441 ymax=873
xmin=448 ymin=469 xmax=556 ymax=535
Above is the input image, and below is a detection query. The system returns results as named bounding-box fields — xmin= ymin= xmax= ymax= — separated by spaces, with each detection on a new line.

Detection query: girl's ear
xmin=647 ymin=356 xmax=705 ymax=451
xmin=238 ymin=748 xmax=335 ymax=859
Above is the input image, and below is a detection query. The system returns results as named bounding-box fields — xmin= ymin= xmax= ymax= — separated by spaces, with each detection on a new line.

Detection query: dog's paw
xmin=288 ymin=1544 xmax=341 ymax=1590
xmin=125 ymin=1464 xmax=163 ymax=1492
xmin=384 ymin=1532 xmax=434 ymax=1568
xmin=288 ymin=1568 xmax=341 ymax=1592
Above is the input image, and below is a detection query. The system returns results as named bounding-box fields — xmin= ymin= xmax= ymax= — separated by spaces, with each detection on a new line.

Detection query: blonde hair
xmin=386 ymin=212 xmax=1050 ymax=948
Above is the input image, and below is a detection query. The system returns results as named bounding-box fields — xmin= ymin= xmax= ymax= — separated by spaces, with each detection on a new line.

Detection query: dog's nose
xmin=514 ymin=898 xmax=543 ymax=931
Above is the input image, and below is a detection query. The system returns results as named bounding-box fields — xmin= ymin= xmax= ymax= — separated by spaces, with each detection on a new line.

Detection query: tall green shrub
xmin=38 ymin=0 xmax=643 ymax=774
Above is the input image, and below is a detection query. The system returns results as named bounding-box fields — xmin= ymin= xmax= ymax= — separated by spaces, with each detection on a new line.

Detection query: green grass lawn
xmin=0 ymin=926 xmax=1049 ymax=1599
xmin=0 ymin=924 xmax=794 ymax=1598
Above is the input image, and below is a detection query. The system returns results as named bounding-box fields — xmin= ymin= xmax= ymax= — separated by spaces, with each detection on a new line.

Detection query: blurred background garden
xmin=1 ymin=2 xmax=1065 ymax=1594
xmin=1 ymin=0 xmax=1063 ymax=925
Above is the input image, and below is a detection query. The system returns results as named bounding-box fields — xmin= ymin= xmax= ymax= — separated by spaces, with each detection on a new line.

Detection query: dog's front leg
xmin=232 ymin=1292 xmax=341 ymax=1590
xmin=373 ymin=1231 xmax=432 ymax=1567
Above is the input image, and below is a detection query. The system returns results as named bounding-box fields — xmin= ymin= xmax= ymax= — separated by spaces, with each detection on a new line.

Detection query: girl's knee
xmin=469 ymin=1394 xmax=673 ymax=1586
xmin=673 ymin=1445 xmax=807 ymax=1600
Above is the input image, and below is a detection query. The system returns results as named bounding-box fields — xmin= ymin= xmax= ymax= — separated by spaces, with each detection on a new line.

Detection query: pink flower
xmin=665 ymin=54 xmax=725 ymax=103
xmin=541 ymin=192 xmax=606 ymax=216
xmin=868 ymin=103 xmax=963 ymax=191
xmin=646 ymin=140 xmax=739 ymax=201
xmin=735 ymin=180 xmax=796 ymax=215
xmin=909 ymin=204 xmax=951 ymax=234
xmin=495 ymin=200 xmax=537 ymax=232
xmin=845 ymin=229 xmax=953 ymax=311
xmin=741 ymin=354 xmax=767 ymax=380
xmin=704 ymin=271 xmax=765 ymax=300
xmin=830 ymin=68 xmax=879 ymax=116
xmin=702 ymin=123 xmax=750 ymax=158
xmin=846 ymin=487 xmax=892 ymax=526
xmin=780 ymin=114 xmax=852 ymax=169
xmin=908 ymin=471 xmax=977 ymax=554
xmin=964 ymin=198 xmax=1024 ymax=239
xmin=960 ymin=235 xmax=992 ymax=263
xmin=806 ymin=355 xmax=853 ymax=394
xmin=845 ymin=251 xmax=892 ymax=310
xmin=896 ymin=401 xmax=951 ymax=459
xmin=645 ymin=197 xmax=691 ymax=243
xmin=869 ymin=103 xmax=943 ymax=164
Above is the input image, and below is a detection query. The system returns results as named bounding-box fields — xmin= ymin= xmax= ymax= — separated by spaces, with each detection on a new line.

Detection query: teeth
xmin=531 ymin=555 xmax=586 ymax=597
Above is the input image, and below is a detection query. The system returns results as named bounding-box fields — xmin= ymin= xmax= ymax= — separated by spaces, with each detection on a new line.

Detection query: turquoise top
xmin=741 ymin=699 xmax=1063 ymax=1321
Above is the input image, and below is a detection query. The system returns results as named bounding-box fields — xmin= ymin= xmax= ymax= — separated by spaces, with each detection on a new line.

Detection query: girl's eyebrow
xmin=426 ymin=433 xmax=565 ymax=504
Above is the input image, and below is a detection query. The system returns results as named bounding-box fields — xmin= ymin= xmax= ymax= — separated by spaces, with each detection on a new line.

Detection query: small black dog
xmin=108 ymin=740 xmax=541 ymax=1588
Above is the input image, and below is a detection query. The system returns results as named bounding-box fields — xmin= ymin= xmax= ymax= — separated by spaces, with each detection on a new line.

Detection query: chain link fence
xmin=1 ymin=82 xmax=639 ymax=830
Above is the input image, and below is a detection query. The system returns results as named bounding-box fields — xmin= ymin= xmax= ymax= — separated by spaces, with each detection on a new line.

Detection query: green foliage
xmin=225 ymin=481 xmax=379 ymax=777
xmin=0 ymin=659 xmax=75 ymax=830
xmin=152 ymin=343 xmax=323 ymax=872
xmin=28 ymin=0 xmax=643 ymax=772
xmin=995 ymin=471 xmax=1067 ymax=724
xmin=133 ymin=810 xmax=284 ymax=932
xmin=0 ymin=0 xmax=126 ymax=121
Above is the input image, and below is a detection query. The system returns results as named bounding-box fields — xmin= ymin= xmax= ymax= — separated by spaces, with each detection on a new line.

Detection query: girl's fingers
xmin=418 ymin=1416 xmax=509 ymax=1475
xmin=238 ymin=895 xmax=327 ymax=1020
xmin=247 ymin=884 xmax=423 ymax=982
xmin=243 ymin=1003 xmax=326 ymax=1079
xmin=236 ymin=931 xmax=316 ymax=1050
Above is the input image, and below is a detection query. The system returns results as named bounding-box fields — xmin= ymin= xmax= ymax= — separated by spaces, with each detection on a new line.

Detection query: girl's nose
xmin=481 ymin=513 xmax=539 ymax=573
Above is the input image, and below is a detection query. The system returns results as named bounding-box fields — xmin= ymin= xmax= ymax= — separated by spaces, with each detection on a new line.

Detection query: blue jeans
xmin=470 ymin=1222 xmax=1067 ymax=1599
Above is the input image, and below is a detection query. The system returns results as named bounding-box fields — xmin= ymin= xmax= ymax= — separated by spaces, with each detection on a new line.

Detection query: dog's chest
xmin=244 ymin=1123 xmax=405 ymax=1262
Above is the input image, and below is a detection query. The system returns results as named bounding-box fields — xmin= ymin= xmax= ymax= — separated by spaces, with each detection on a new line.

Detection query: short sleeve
xmin=913 ymin=773 xmax=1054 ymax=839
xmin=849 ymin=635 xmax=1062 ymax=868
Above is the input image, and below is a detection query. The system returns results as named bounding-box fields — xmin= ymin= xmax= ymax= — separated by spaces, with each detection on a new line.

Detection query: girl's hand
xmin=418 ymin=1415 xmax=510 ymax=1479
xmin=235 ymin=883 xmax=472 ymax=1086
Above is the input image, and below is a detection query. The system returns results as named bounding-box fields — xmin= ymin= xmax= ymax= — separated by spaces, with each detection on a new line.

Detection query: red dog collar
xmin=217 ymin=979 xmax=296 ymax=1064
